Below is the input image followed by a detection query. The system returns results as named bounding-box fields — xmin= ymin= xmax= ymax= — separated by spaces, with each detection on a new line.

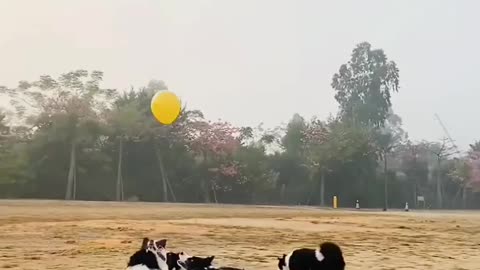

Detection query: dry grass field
xmin=0 ymin=200 xmax=479 ymax=270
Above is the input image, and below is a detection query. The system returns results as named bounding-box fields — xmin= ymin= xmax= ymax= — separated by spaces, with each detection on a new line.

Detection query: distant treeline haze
xmin=1 ymin=42 xmax=479 ymax=209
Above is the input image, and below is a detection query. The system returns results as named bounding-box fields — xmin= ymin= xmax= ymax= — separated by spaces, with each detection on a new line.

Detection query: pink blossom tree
xmin=185 ymin=120 xmax=241 ymax=202
xmin=467 ymin=151 xmax=480 ymax=191
xmin=450 ymin=151 xmax=480 ymax=208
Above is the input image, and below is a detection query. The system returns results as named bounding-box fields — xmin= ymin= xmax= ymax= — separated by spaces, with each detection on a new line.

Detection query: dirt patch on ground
xmin=0 ymin=200 xmax=479 ymax=269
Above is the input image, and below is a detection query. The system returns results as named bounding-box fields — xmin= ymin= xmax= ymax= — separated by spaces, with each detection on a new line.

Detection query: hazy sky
xmin=1 ymin=0 xmax=479 ymax=150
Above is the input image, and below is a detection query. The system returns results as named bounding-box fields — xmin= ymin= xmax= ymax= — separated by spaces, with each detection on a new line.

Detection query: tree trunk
xmin=436 ymin=158 xmax=443 ymax=209
xmin=116 ymin=138 xmax=124 ymax=201
xmin=413 ymin=181 xmax=417 ymax=209
xmin=65 ymin=141 xmax=76 ymax=200
xmin=154 ymin=146 xmax=168 ymax=202
xmin=383 ymin=152 xmax=388 ymax=211
xmin=211 ymin=180 xmax=218 ymax=204
xmin=280 ymin=183 xmax=286 ymax=204
xmin=452 ymin=186 xmax=462 ymax=208
xmin=320 ymin=170 xmax=325 ymax=206
xmin=201 ymin=180 xmax=211 ymax=203
xmin=166 ymin=176 xmax=177 ymax=202
xmin=72 ymin=160 xmax=77 ymax=200
xmin=200 ymin=151 xmax=211 ymax=203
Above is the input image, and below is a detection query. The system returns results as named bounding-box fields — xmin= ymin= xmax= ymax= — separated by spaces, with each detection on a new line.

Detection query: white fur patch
xmin=282 ymin=251 xmax=292 ymax=270
xmin=315 ymin=249 xmax=324 ymax=262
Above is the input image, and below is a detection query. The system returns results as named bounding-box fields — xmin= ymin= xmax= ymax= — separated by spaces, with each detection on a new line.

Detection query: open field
xmin=0 ymin=200 xmax=479 ymax=270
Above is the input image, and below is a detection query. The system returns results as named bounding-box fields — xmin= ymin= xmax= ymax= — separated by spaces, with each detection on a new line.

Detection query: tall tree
xmin=399 ymin=141 xmax=429 ymax=207
xmin=0 ymin=112 xmax=30 ymax=192
xmin=449 ymin=158 xmax=471 ymax=208
xmin=282 ymin=114 xmax=307 ymax=156
xmin=331 ymin=42 xmax=400 ymax=127
xmin=276 ymin=114 xmax=309 ymax=203
xmin=234 ymin=126 xmax=278 ymax=204
xmin=375 ymin=110 xmax=406 ymax=210
xmin=127 ymin=83 xmax=177 ymax=202
xmin=428 ymin=138 xmax=456 ymax=208
xmin=303 ymin=117 xmax=328 ymax=206
xmin=186 ymin=120 xmax=241 ymax=202
xmin=304 ymin=117 xmax=377 ymax=207
xmin=1 ymin=70 xmax=115 ymax=200
xmin=467 ymin=152 xmax=480 ymax=192
xmin=105 ymin=90 xmax=145 ymax=201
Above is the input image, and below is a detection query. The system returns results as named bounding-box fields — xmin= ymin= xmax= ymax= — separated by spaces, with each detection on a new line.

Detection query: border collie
xmin=167 ymin=251 xmax=191 ymax=270
xmin=277 ymin=242 xmax=345 ymax=270
xmin=127 ymin=238 xmax=169 ymax=270
xmin=177 ymin=255 xmax=243 ymax=270
xmin=177 ymin=255 xmax=215 ymax=270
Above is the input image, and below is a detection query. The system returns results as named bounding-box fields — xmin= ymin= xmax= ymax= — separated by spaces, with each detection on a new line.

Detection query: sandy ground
xmin=0 ymin=200 xmax=479 ymax=270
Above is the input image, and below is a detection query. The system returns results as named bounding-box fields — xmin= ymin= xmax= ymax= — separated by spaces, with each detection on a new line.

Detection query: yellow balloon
xmin=150 ymin=91 xmax=182 ymax=125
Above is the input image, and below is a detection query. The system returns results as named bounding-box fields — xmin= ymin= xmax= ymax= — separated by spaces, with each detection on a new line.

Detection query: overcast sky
xmin=1 ymin=0 xmax=479 ymax=150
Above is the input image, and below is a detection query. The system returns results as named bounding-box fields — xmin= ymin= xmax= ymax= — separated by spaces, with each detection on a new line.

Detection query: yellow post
xmin=333 ymin=195 xmax=338 ymax=209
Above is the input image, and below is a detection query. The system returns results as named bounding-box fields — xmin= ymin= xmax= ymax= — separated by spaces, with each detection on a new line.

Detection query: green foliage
xmin=332 ymin=42 xmax=400 ymax=127
xmin=0 ymin=63 xmax=479 ymax=209
xmin=281 ymin=113 xmax=307 ymax=156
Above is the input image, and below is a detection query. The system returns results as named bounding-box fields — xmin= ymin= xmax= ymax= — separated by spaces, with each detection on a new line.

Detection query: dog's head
xmin=167 ymin=251 xmax=191 ymax=270
xmin=127 ymin=238 xmax=169 ymax=270
xmin=177 ymin=255 xmax=215 ymax=270
xmin=277 ymin=254 xmax=287 ymax=270
xmin=142 ymin=238 xmax=168 ymax=266
xmin=316 ymin=242 xmax=345 ymax=270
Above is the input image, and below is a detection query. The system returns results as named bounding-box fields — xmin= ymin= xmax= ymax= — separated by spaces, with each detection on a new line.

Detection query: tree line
xmin=1 ymin=42 xmax=479 ymax=209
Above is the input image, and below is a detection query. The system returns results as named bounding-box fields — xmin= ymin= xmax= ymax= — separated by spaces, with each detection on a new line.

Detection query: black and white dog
xmin=127 ymin=238 xmax=169 ymax=270
xmin=127 ymin=238 xmax=195 ymax=270
xmin=177 ymin=255 xmax=215 ymax=270
xmin=277 ymin=242 xmax=345 ymax=270
xmin=176 ymin=255 xmax=243 ymax=270
xmin=167 ymin=251 xmax=192 ymax=270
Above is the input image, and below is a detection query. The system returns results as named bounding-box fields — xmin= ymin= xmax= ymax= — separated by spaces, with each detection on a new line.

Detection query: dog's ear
xmin=207 ymin=256 xmax=215 ymax=264
xmin=156 ymin=239 xmax=167 ymax=249
xmin=277 ymin=254 xmax=286 ymax=266
xmin=141 ymin=237 xmax=149 ymax=249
